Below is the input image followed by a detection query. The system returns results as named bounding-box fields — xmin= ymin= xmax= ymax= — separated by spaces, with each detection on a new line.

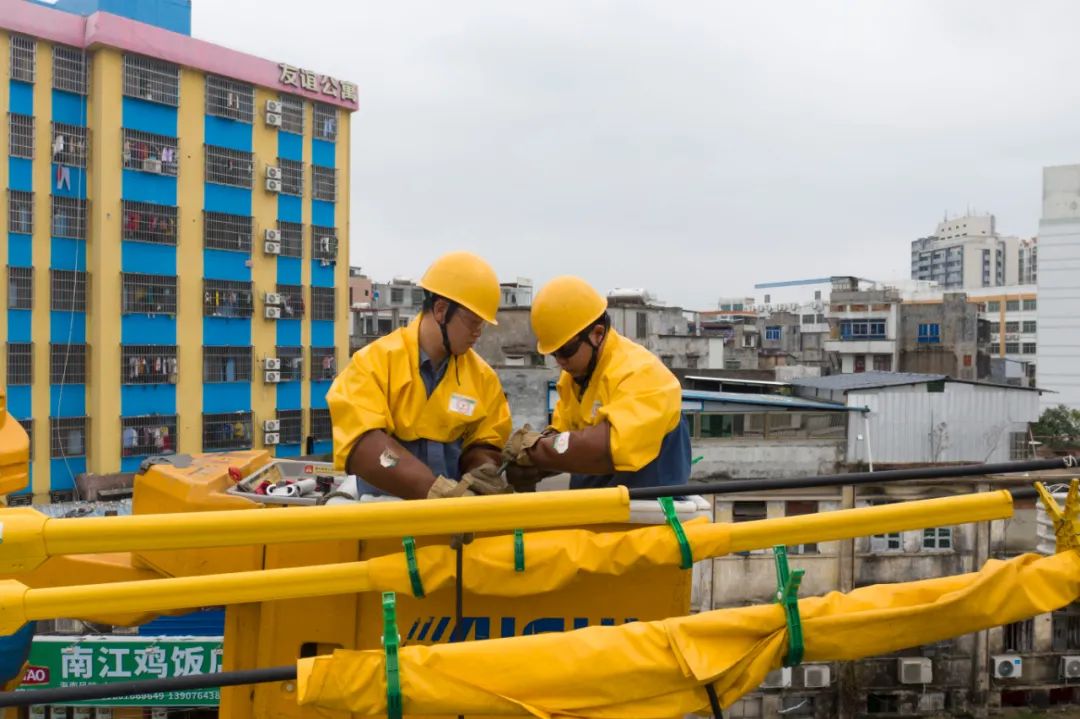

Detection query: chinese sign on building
xmin=278 ymin=64 xmax=358 ymax=104
xmin=17 ymin=637 xmax=223 ymax=707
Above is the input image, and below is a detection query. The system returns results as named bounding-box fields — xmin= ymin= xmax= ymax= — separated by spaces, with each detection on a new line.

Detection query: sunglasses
xmin=552 ymin=334 xmax=588 ymax=360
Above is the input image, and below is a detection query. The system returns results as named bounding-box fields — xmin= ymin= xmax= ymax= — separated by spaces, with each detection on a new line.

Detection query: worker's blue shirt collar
xmin=418 ymin=348 xmax=450 ymax=397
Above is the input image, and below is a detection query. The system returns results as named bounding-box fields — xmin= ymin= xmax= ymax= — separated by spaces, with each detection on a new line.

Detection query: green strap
xmin=659 ymin=496 xmax=693 ymax=570
xmin=382 ymin=591 xmax=403 ymax=719
xmin=514 ymin=529 xmax=525 ymax=572
xmin=402 ymin=536 xmax=425 ymax=598
xmin=773 ymin=545 xmax=805 ymax=667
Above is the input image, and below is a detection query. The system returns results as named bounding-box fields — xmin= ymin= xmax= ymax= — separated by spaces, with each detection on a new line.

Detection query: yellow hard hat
xmin=418 ymin=251 xmax=500 ymax=325
xmin=531 ymin=276 xmax=608 ymax=354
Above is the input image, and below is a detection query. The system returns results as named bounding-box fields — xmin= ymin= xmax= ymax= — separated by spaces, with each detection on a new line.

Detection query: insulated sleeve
xmin=598 ymin=366 xmax=682 ymax=472
xmin=327 ymin=348 xmax=394 ymax=470
xmin=462 ymin=369 xmax=512 ymax=451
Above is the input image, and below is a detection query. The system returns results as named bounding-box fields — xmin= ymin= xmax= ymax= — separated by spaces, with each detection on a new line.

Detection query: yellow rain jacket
xmin=327 ymin=317 xmax=511 ymax=475
xmin=551 ymin=329 xmax=689 ymax=489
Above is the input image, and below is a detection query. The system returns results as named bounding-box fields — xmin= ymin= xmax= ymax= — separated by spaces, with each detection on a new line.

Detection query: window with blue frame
xmin=839 ymin=319 xmax=887 ymax=340
xmin=917 ymin=323 xmax=941 ymax=344
xmin=765 ymin=326 xmax=781 ymax=341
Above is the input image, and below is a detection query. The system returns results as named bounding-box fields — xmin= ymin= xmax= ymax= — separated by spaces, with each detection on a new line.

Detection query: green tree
xmin=1032 ymin=405 xmax=1080 ymax=450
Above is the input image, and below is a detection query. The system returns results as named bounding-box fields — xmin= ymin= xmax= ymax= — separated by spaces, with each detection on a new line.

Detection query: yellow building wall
xmin=30 ymin=39 xmax=53 ymax=499
xmin=251 ymin=88 xmax=277 ymax=448
xmin=0 ymin=32 xmax=10 ymax=475
xmin=335 ymin=109 xmax=351 ymax=374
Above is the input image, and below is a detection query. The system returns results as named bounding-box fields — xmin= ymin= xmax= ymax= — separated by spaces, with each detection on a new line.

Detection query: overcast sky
xmin=195 ymin=1 xmax=1080 ymax=310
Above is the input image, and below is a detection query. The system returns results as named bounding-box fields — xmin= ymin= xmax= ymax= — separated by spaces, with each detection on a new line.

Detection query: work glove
xmin=426 ymin=475 xmax=476 ymax=499
xmin=503 ymin=424 xmax=544 ymax=467
xmin=506 ymin=464 xmax=544 ymax=493
xmin=460 ymin=462 xmax=511 ymax=495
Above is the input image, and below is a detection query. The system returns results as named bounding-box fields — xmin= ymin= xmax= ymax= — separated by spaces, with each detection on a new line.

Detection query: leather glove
xmin=426 ymin=475 xmax=476 ymax=499
xmin=460 ymin=462 xmax=511 ymax=495
xmin=506 ymin=464 xmax=544 ymax=493
xmin=503 ymin=424 xmax=544 ymax=467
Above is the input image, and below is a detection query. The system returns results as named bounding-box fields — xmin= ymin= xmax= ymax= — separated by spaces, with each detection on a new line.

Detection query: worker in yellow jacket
xmin=327 ymin=252 xmax=512 ymax=499
xmin=503 ymin=276 xmax=691 ymax=490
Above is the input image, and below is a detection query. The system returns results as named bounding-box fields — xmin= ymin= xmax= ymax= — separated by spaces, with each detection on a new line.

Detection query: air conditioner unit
xmin=266 ymin=100 xmax=283 ymax=114
xmin=265 ymin=306 xmax=281 ymax=320
xmin=264 ymin=432 xmax=280 ymax=446
xmin=265 ymin=292 xmax=282 ymax=305
xmin=992 ymin=655 xmax=1023 ymax=679
xmin=898 ymin=657 xmax=932 ymax=685
xmin=1061 ymin=656 xmax=1080 ymax=679
xmin=29 ymin=707 xmax=46 ymax=719
xmin=53 ymin=618 xmax=83 ymax=634
xmin=264 ymin=370 xmax=281 ymax=384
xmin=265 ymin=228 xmax=281 ymax=242
xmin=760 ymin=667 xmax=791 ymax=689
xmin=263 ymin=418 xmax=281 ymax=431
xmin=264 ymin=241 xmax=281 ymax=255
xmin=142 ymin=157 xmax=162 ymax=174
xmin=50 ymin=708 xmax=69 ymax=719
xmin=263 ymin=358 xmax=281 ymax=371
xmin=265 ymin=112 xmax=282 ymax=127
xmin=73 ymin=708 xmax=91 ymax=719
xmin=266 ymin=178 xmax=282 ymax=193
xmin=266 ymin=166 xmax=282 ymax=180
xmin=94 ymin=710 xmax=113 ymax=719
xmin=803 ymin=664 xmax=831 ymax=688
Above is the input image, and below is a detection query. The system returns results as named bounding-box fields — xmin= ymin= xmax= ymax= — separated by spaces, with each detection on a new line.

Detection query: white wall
xmin=1038 ymin=165 xmax=1080 ymax=408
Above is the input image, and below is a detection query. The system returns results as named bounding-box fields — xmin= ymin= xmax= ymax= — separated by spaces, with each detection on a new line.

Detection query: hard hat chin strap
xmin=573 ymin=315 xmax=611 ymax=395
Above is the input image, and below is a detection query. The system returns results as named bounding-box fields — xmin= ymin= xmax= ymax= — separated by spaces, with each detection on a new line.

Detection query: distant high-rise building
xmin=1038 ymin=165 xmax=1080 ymax=408
xmin=910 ymin=214 xmax=1036 ymax=290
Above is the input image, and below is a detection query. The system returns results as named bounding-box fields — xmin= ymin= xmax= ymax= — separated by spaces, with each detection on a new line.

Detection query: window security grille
xmin=311 ymin=286 xmax=335 ymax=321
xmin=51 ymin=416 xmax=88 ymax=458
xmin=277 ymin=221 xmax=303 ymax=258
xmin=203 ymin=346 xmax=253 ymax=383
xmin=9 ymin=113 xmax=33 ymax=159
xmin=52 ymin=45 xmax=89 ymax=95
xmin=7 ymin=343 xmax=32 ymax=385
xmin=277 ymin=409 xmax=302 ymax=445
xmin=51 ymin=196 xmax=87 ymax=240
xmin=122 ymin=201 xmax=178 ymax=245
xmin=203 ymin=411 xmax=253 ymax=452
xmin=206 ymin=75 xmax=254 ymax=123
xmin=10 ymin=36 xmax=35 ymax=83
xmin=311 ymin=347 xmax=337 ymax=381
xmin=204 ymin=279 xmax=254 ymax=318
xmin=50 ymin=269 xmax=88 ymax=312
xmin=205 ymin=145 xmax=253 ymax=188
xmin=280 ymin=158 xmax=303 ymax=196
xmin=18 ymin=418 xmax=33 ymax=460
xmin=8 ymin=267 xmax=32 ymax=310
xmin=8 ymin=190 xmax=33 ymax=234
xmin=313 ymin=103 xmax=337 ymax=141
xmin=310 ymin=408 xmax=332 ymax=441
xmin=204 ymin=211 xmax=253 ymax=252
xmin=122 ymin=415 xmax=177 ymax=457
xmin=123 ymin=128 xmax=179 ymax=176
xmin=279 ymin=95 xmax=304 ymax=135
xmin=51 ymin=122 xmax=88 ymax=168
xmin=311 ymin=226 xmax=338 ymax=262
xmin=311 ymin=164 xmax=337 ymax=201
xmin=50 ymin=343 xmax=87 ymax=384
xmin=121 ymin=345 xmax=178 ymax=385
xmin=276 ymin=346 xmax=303 ymax=382
xmin=123 ymin=54 xmax=180 ymax=106
xmin=272 ymin=284 xmax=303 ymax=319
xmin=121 ymin=273 xmax=177 ymax=315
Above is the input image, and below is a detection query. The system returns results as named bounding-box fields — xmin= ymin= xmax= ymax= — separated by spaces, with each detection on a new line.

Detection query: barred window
xmin=122 ymin=414 xmax=177 ymax=457
xmin=122 ymin=273 xmax=177 ymax=315
xmin=206 ymin=75 xmax=254 ymax=123
xmin=276 ymin=284 xmax=305 ymax=319
xmin=204 ymin=279 xmax=254 ymax=318
xmin=311 ymin=286 xmax=335 ymax=321
xmin=280 ymin=158 xmax=303 ymax=196
xmin=276 ymin=345 xmax=303 ymax=382
xmin=50 ymin=343 xmax=87 ymax=384
xmin=7 ymin=343 xmax=32 ymax=385
xmin=8 ymin=267 xmax=32 ymax=310
xmin=313 ymin=103 xmax=338 ymax=141
xmin=52 ymin=45 xmax=89 ymax=95
xmin=203 ymin=345 xmax=253 ymax=383
xmin=51 ymin=269 xmax=88 ymax=312
xmin=280 ymin=94 xmax=304 ymax=134
xmin=51 ymin=122 xmax=88 ymax=168
xmin=51 ymin=416 xmax=88 ymax=458
xmin=311 ymin=226 xmax=338 ymax=262
xmin=51 ymin=196 xmax=87 ymax=240
xmin=310 ymin=408 xmax=332 ymax=441
xmin=311 ymin=347 xmax=337 ymax=381
xmin=122 ymin=201 xmax=177 ymax=245
xmin=9 ymin=113 xmax=33 ymax=158
xmin=311 ymin=164 xmax=337 ymax=201
xmin=203 ymin=411 xmax=253 ymax=452
xmin=204 ymin=211 xmax=253 ymax=252
xmin=123 ymin=128 xmax=179 ymax=176
xmin=8 ymin=190 xmax=33 ymax=234
xmin=277 ymin=221 xmax=303 ymax=258
xmin=121 ymin=345 xmax=178 ymax=385
xmin=277 ymin=409 xmax=302 ymax=445
xmin=18 ymin=418 xmax=33 ymax=461
xmin=205 ymin=145 xmax=253 ymax=188
xmin=123 ymin=54 xmax=179 ymax=106
xmin=10 ymin=36 xmax=35 ymax=83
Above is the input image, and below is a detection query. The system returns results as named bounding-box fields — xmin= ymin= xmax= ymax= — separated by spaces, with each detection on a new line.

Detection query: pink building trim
xmin=1 ymin=0 xmax=358 ymax=110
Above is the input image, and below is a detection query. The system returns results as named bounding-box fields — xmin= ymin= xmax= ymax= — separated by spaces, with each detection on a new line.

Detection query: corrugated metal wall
xmin=846 ymin=383 xmax=1040 ymax=464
